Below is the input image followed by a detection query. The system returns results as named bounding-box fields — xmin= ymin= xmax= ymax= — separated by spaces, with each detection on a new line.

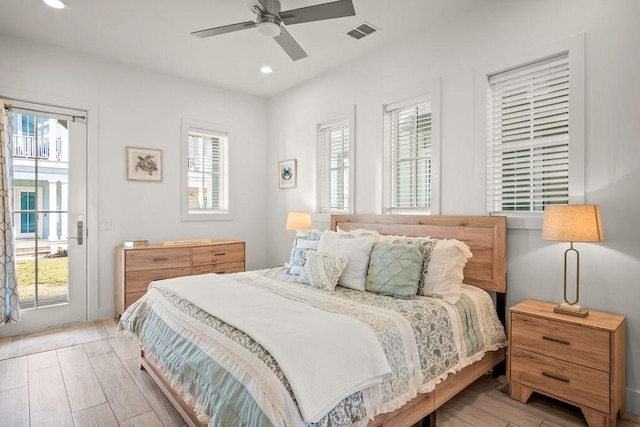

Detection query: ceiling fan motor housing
xmin=257 ymin=14 xmax=282 ymax=37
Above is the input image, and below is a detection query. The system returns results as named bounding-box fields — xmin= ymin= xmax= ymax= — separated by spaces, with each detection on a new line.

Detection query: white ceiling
xmin=0 ymin=0 xmax=478 ymax=97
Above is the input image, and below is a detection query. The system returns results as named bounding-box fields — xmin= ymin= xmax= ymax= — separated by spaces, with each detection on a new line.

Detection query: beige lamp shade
xmin=285 ymin=211 xmax=312 ymax=231
xmin=542 ymin=205 xmax=604 ymax=242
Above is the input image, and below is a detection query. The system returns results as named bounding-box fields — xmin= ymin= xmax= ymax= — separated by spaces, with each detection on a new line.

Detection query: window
xmin=487 ymin=51 xmax=584 ymax=216
xmin=181 ymin=118 xmax=230 ymax=220
xmin=317 ymin=115 xmax=354 ymax=214
xmin=383 ymin=94 xmax=438 ymax=213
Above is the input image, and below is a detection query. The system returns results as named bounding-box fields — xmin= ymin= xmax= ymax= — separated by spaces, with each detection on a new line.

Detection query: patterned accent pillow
xmin=391 ymin=237 xmax=438 ymax=295
xmin=298 ymin=251 xmax=348 ymax=291
xmin=366 ymin=242 xmax=424 ymax=299
xmin=287 ymin=230 xmax=322 ymax=275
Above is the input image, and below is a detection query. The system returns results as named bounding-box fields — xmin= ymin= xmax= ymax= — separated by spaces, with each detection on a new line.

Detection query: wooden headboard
xmin=331 ymin=215 xmax=507 ymax=294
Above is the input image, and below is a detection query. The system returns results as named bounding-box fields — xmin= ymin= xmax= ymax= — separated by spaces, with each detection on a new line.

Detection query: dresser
xmin=508 ymin=300 xmax=626 ymax=427
xmin=115 ymin=240 xmax=245 ymax=317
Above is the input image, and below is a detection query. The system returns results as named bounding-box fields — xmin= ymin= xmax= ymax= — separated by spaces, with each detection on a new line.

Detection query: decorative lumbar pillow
xmin=366 ymin=242 xmax=424 ymax=299
xmin=287 ymin=230 xmax=322 ymax=275
xmin=316 ymin=233 xmax=376 ymax=291
xmin=423 ymin=239 xmax=472 ymax=304
xmin=298 ymin=251 xmax=348 ymax=291
xmin=390 ymin=237 xmax=438 ymax=296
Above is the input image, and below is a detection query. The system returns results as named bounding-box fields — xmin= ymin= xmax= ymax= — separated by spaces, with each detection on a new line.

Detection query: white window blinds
xmin=317 ymin=119 xmax=351 ymax=213
xmin=385 ymin=97 xmax=432 ymax=211
xmin=187 ymin=130 xmax=229 ymax=215
xmin=487 ymin=53 xmax=570 ymax=213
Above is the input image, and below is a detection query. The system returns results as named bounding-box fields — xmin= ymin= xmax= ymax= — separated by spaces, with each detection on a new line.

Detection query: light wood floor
xmin=1 ymin=321 xmax=638 ymax=427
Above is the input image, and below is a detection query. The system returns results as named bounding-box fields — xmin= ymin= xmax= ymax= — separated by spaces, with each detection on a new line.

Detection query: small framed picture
xmin=127 ymin=147 xmax=162 ymax=182
xmin=278 ymin=159 xmax=297 ymax=189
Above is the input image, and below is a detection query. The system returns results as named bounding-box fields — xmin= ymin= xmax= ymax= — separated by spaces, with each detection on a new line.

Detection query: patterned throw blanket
xmin=119 ymin=268 xmax=506 ymax=427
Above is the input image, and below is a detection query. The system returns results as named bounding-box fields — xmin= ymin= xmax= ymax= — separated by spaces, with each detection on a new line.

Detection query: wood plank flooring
xmin=0 ymin=320 xmax=638 ymax=427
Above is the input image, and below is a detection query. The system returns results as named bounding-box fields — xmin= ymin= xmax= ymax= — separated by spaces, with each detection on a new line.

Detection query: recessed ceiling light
xmin=44 ymin=0 xmax=65 ymax=9
xmin=260 ymin=66 xmax=273 ymax=74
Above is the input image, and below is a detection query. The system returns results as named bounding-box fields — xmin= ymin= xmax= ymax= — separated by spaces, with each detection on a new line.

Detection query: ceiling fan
xmin=191 ymin=0 xmax=356 ymax=61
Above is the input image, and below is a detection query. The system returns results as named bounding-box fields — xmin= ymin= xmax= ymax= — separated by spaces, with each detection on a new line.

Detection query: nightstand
xmin=508 ymin=299 xmax=626 ymax=427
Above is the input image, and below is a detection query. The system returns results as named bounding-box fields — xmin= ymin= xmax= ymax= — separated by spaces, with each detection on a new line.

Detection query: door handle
xmin=69 ymin=219 xmax=84 ymax=245
xmin=77 ymin=220 xmax=83 ymax=245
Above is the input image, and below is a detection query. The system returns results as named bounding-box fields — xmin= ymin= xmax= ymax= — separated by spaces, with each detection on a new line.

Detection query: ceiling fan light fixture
xmin=257 ymin=20 xmax=281 ymax=37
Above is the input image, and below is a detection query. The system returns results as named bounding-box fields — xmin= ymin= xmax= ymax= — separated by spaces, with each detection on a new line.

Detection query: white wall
xmin=0 ymin=35 xmax=269 ymax=320
xmin=266 ymin=0 xmax=640 ymax=414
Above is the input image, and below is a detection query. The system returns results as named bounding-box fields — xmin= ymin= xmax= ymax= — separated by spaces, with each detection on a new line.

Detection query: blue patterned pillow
xmin=287 ymin=230 xmax=322 ymax=275
xmin=391 ymin=237 xmax=438 ymax=295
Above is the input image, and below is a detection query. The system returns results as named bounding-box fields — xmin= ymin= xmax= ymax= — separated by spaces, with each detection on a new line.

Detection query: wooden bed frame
xmin=140 ymin=214 xmax=507 ymax=427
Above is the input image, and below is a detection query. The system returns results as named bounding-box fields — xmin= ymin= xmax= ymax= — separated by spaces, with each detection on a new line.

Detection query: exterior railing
xmin=12 ymin=135 xmax=63 ymax=161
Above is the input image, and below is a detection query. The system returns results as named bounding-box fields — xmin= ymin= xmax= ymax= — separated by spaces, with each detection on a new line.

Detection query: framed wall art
xmin=278 ymin=159 xmax=297 ymax=189
xmin=127 ymin=146 xmax=162 ymax=182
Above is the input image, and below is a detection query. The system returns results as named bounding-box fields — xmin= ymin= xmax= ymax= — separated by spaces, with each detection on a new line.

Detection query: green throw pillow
xmin=366 ymin=242 xmax=423 ymax=299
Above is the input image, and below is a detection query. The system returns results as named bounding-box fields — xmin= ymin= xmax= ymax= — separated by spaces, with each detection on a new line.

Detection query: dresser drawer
xmin=192 ymin=261 xmax=245 ymax=276
xmin=192 ymin=243 xmax=244 ymax=267
xmin=125 ymin=291 xmax=146 ymax=309
xmin=510 ymin=312 xmax=610 ymax=371
xmin=510 ymin=347 xmax=610 ymax=413
xmin=125 ymin=267 xmax=192 ymax=294
xmin=125 ymin=248 xmax=192 ymax=272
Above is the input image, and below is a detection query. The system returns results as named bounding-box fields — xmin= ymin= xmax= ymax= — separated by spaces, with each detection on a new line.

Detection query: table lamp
xmin=542 ymin=205 xmax=604 ymax=317
xmin=285 ymin=211 xmax=312 ymax=231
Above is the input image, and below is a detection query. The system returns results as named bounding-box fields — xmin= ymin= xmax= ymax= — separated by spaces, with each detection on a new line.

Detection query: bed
xmin=118 ymin=214 xmax=507 ymax=427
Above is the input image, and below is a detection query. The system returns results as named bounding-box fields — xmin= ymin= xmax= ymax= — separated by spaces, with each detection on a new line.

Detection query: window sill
xmin=181 ymin=212 xmax=233 ymax=222
xmin=491 ymin=213 xmax=543 ymax=230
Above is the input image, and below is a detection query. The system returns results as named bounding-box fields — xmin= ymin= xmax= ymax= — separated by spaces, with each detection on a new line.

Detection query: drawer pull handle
xmin=153 ymin=257 xmax=168 ymax=262
xmin=542 ymin=336 xmax=570 ymax=345
xmin=542 ymin=372 xmax=570 ymax=383
xmin=214 ymin=252 xmax=226 ymax=256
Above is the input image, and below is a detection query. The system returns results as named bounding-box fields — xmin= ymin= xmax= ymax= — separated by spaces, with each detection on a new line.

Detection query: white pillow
xmin=423 ymin=239 xmax=472 ymax=304
xmin=336 ymin=227 xmax=381 ymax=238
xmin=317 ymin=233 xmax=376 ymax=291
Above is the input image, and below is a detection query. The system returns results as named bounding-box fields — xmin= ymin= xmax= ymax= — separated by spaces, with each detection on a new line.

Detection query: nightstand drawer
xmin=125 ymin=248 xmax=192 ymax=272
xmin=511 ymin=312 xmax=610 ymax=371
xmin=125 ymin=267 xmax=192 ymax=293
xmin=192 ymin=243 xmax=244 ymax=267
xmin=510 ymin=347 xmax=610 ymax=413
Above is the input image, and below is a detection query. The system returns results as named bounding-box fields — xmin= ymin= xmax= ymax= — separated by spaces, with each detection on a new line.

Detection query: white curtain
xmin=0 ymin=101 xmax=20 ymax=326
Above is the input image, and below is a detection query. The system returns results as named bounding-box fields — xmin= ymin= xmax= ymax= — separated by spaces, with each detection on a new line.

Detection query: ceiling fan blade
xmin=280 ymin=0 xmax=355 ymax=26
xmin=274 ymin=27 xmax=308 ymax=61
xmin=191 ymin=21 xmax=257 ymax=38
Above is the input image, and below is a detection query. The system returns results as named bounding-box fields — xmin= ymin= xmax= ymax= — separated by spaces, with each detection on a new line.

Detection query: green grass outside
xmin=17 ymin=257 xmax=68 ymax=299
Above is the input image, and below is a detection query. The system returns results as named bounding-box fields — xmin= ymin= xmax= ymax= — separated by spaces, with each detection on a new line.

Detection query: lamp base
xmin=554 ymin=302 xmax=589 ymax=318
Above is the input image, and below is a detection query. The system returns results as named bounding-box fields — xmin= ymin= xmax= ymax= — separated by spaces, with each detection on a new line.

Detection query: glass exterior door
xmin=1 ymin=101 xmax=87 ymax=333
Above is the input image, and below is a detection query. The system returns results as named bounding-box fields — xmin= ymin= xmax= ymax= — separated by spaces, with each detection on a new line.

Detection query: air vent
xmin=346 ymin=22 xmax=379 ymax=40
